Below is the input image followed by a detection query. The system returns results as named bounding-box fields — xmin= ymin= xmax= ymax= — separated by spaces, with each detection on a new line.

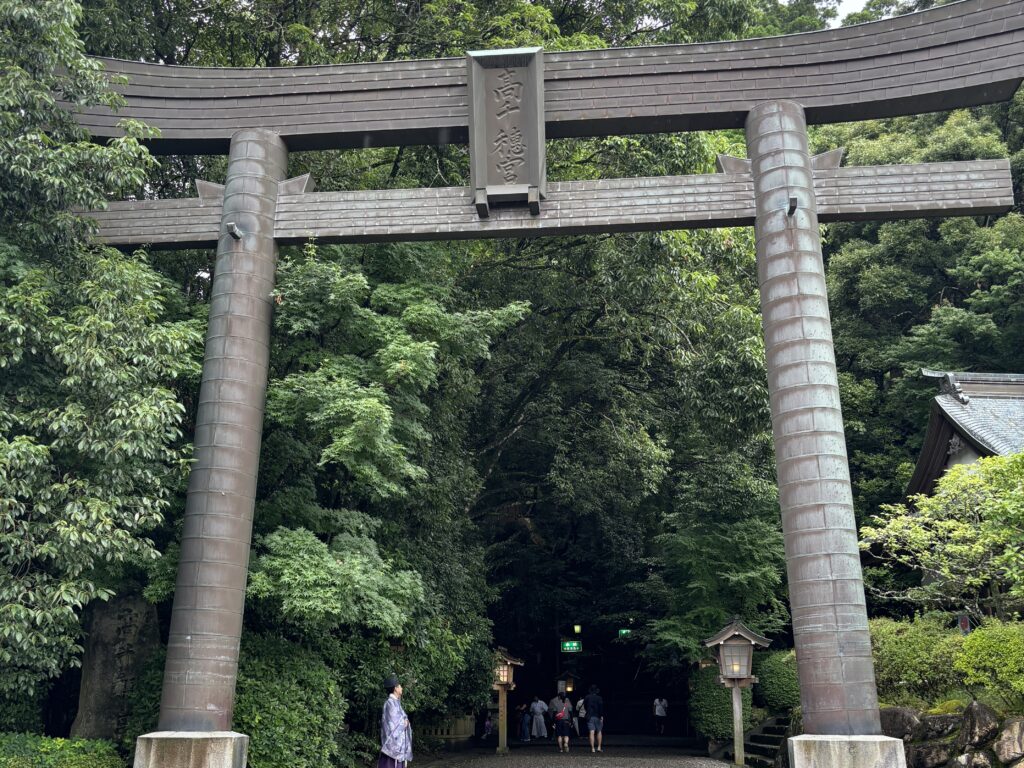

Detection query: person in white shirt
xmin=530 ymin=696 xmax=548 ymax=739
xmin=653 ymin=697 xmax=668 ymax=735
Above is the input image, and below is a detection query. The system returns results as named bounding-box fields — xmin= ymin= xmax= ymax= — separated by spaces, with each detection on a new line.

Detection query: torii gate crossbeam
xmin=71 ymin=3 xmax=1023 ymax=768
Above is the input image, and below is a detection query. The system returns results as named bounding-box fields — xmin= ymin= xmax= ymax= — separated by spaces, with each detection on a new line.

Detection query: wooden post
xmin=732 ymin=684 xmax=744 ymax=766
xmin=497 ymin=686 xmax=509 ymax=754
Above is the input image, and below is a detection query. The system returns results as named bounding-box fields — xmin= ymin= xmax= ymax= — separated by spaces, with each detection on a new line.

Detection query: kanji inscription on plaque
xmin=467 ymin=47 xmax=545 ymax=217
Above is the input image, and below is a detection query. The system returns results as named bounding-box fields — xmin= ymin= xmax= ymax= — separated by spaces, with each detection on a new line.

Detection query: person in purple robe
xmin=378 ymin=674 xmax=412 ymax=768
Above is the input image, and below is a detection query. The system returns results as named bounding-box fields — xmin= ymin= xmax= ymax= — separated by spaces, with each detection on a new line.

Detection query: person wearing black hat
xmin=379 ymin=675 xmax=412 ymax=768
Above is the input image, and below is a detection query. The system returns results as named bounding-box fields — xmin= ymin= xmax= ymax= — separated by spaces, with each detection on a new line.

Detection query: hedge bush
xmin=124 ymin=634 xmax=348 ymax=768
xmin=689 ymin=666 xmax=755 ymax=741
xmin=0 ymin=685 xmax=45 ymax=734
xmin=869 ymin=614 xmax=964 ymax=706
xmin=954 ymin=619 xmax=1024 ymax=713
xmin=756 ymin=650 xmax=800 ymax=713
xmin=0 ymin=734 xmax=125 ymax=768
xmin=233 ymin=634 xmax=348 ymax=768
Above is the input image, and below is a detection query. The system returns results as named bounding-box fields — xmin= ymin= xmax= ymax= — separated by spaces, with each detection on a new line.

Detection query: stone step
xmin=727 ymin=752 xmax=774 ymax=768
xmin=762 ymin=725 xmax=788 ymax=735
xmin=750 ymin=733 xmax=785 ymax=746
xmin=745 ymin=741 xmax=777 ymax=758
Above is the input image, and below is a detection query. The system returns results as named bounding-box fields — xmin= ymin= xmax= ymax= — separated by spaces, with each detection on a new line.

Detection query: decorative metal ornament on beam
xmin=467 ymin=47 xmax=545 ymax=218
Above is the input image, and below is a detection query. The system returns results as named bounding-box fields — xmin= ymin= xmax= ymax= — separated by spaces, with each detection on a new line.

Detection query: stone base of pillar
xmin=789 ymin=735 xmax=906 ymax=768
xmin=133 ymin=732 xmax=248 ymax=768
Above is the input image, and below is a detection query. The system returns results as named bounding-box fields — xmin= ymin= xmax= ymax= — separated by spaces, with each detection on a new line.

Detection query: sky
xmin=833 ymin=0 xmax=867 ymax=24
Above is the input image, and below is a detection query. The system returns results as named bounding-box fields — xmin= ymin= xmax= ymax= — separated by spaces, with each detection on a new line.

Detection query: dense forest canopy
xmin=2 ymin=0 xmax=1023 ymax=763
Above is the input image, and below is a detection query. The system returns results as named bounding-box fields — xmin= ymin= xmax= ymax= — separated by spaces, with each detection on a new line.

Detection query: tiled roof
xmin=925 ymin=370 xmax=1024 ymax=456
xmin=935 ymin=392 xmax=1024 ymax=456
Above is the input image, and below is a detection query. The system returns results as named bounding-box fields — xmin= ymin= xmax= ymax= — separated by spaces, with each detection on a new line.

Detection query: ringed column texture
xmin=158 ymin=129 xmax=288 ymax=732
xmin=745 ymin=101 xmax=881 ymax=737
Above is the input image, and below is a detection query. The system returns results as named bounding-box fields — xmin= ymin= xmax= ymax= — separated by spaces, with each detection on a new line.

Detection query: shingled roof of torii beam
xmin=65 ymin=0 xmax=1024 ymax=154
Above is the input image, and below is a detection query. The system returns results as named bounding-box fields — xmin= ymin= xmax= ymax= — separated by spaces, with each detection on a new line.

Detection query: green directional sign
xmin=561 ymin=640 xmax=582 ymax=653
xmin=618 ymin=628 xmax=632 ymax=638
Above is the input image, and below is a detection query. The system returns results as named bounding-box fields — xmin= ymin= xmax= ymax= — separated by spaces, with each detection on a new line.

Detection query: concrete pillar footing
xmin=788 ymin=735 xmax=907 ymax=768
xmin=133 ymin=731 xmax=248 ymax=768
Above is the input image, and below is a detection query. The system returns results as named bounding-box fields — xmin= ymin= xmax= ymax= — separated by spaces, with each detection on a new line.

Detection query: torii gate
xmin=70 ymin=1 xmax=1023 ymax=766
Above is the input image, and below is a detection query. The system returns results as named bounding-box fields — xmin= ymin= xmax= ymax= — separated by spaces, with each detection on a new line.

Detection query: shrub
xmin=954 ymin=619 xmax=1024 ymax=713
xmin=0 ymin=734 xmax=125 ymax=768
xmin=756 ymin=650 xmax=800 ymax=713
xmin=869 ymin=614 xmax=964 ymax=705
xmin=0 ymin=684 xmax=45 ymax=733
xmin=123 ymin=634 xmax=347 ymax=768
xmin=233 ymin=634 xmax=347 ymax=768
xmin=689 ymin=665 xmax=755 ymax=741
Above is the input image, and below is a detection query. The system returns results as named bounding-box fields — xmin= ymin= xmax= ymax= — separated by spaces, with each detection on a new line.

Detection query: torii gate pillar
xmin=137 ymin=128 xmax=288 ymax=768
xmin=747 ymin=101 xmax=903 ymax=768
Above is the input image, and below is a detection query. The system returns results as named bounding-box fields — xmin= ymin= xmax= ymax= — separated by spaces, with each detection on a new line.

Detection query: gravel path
xmin=421 ymin=749 xmax=730 ymax=768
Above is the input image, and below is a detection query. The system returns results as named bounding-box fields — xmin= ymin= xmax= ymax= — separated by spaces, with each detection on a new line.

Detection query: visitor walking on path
xmin=552 ymin=693 xmax=573 ymax=753
xmin=583 ymin=685 xmax=604 ymax=753
xmin=529 ymin=696 xmax=548 ymax=739
xmin=574 ymin=695 xmax=586 ymax=737
xmin=379 ymin=675 xmax=412 ymax=768
xmin=653 ymin=696 xmax=668 ymax=735
xmin=516 ymin=703 xmax=531 ymax=742
xmin=547 ymin=693 xmax=562 ymax=738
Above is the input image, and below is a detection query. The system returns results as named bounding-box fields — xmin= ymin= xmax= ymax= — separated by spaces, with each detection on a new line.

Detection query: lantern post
xmin=494 ymin=649 xmax=524 ymax=755
xmin=704 ymin=618 xmax=771 ymax=766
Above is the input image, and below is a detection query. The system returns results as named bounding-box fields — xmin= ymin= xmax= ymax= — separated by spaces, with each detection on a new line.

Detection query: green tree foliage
xmin=813 ymin=91 xmax=1024 ymax=534
xmin=860 ymin=454 xmax=1024 ymax=620
xmin=869 ymin=614 xmax=964 ymax=707
xmin=248 ymin=526 xmax=424 ymax=635
xmin=0 ymin=0 xmax=199 ymax=695
xmin=954 ymin=619 xmax=1024 ymax=713
xmin=0 ymin=0 xmax=155 ymax=246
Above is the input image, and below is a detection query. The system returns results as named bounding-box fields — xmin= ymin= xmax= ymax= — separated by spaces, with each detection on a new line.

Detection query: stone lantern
xmin=704 ymin=618 xmax=770 ymax=766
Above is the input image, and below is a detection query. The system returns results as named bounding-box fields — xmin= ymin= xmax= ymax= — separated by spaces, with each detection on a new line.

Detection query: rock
xmin=70 ymin=594 xmax=159 ymax=740
xmin=880 ymin=706 xmax=922 ymax=741
xmin=908 ymin=740 xmax=953 ymax=768
xmin=995 ymin=718 xmax=1024 ymax=765
xmin=918 ymin=714 xmax=960 ymax=741
xmin=951 ymin=751 xmax=993 ymax=768
xmin=956 ymin=701 xmax=1000 ymax=752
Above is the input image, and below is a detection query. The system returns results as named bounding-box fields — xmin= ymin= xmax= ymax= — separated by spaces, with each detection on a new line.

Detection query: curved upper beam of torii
xmin=69 ymin=0 xmax=1024 ymax=154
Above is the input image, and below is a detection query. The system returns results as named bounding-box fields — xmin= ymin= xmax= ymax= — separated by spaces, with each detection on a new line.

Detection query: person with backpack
xmin=574 ymin=695 xmax=586 ymax=736
xmin=583 ymin=685 xmax=604 ymax=753
xmin=552 ymin=692 xmax=573 ymax=753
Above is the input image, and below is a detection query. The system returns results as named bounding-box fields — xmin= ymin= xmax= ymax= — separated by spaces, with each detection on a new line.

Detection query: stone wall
xmin=879 ymin=703 xmax=1024 ymax=768
xmin=775 ymin=703 xmax=1024 ymax=768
